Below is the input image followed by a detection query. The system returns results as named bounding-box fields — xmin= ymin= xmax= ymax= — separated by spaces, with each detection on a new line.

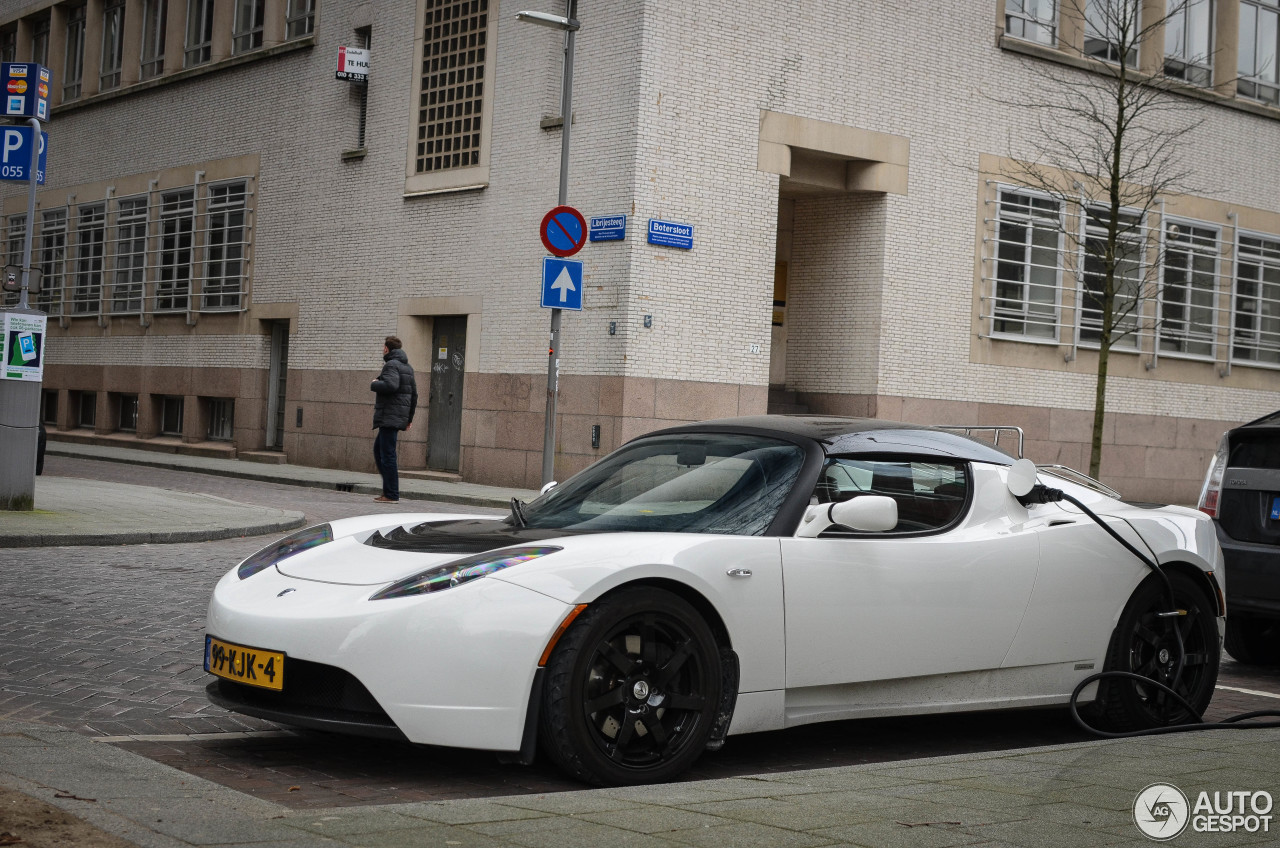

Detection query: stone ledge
xmin=47 ymin=431 xmax=238 ymax=460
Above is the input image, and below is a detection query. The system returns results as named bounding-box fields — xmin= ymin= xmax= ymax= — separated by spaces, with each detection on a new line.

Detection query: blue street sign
xmin=589 ymin=214 xmax=627 ymax=242
xmin=1 ymin=63 xmax=51 ymax=121
xmin=541 ymin=257 xmax=583 ymax=310
xmin=0 ymin=126 xmax=47 ymax=184
xmin=648 ymin=219 xmax=693 ymax=249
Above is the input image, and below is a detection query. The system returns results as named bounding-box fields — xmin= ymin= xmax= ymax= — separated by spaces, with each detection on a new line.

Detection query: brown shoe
xmin=373 ymin=496 xmax=398 ymax=503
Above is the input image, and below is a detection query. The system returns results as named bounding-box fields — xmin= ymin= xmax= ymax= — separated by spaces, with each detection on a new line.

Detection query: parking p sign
xmin=0 ymin=126 xmax=46 ymax=184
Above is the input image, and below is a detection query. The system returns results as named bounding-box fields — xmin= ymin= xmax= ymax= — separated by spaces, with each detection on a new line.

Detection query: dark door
xmin=427 ymin=316 xmax=466 ymax=472
xmin=266 ymin=321 xmax=289 ymax=449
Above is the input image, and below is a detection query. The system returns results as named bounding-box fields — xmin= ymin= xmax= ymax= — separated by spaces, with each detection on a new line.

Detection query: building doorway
xmin=427 ymin=315 xmax=466 ymax=472
xmin=265 ymin=321 xmax=289 ymax=449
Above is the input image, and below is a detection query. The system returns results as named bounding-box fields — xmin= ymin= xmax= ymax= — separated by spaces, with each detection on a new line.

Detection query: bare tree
xmin=998 ymin=0 xmax=1209 ymax=478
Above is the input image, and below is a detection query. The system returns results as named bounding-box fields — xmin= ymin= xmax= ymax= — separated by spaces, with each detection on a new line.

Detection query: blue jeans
xmin=373 ymin=427 xmax=400 ymax=500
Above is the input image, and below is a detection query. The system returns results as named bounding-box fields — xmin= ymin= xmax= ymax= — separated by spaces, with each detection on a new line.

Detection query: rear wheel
xmin=1090 ymin=571 xmax=1220 ymax=730
xmin=1224 ymin=615 xmax=1280 ymax=666
xmin=539 ymin=587 xmax=721 ymax=786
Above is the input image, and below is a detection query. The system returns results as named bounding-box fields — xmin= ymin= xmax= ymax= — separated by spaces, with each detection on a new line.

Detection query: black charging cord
xmin=1018 ymin=482 xmax=1280 ymax=736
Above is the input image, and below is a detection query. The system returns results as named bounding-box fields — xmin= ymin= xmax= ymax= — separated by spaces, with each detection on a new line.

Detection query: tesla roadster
xmin=205 ymin=416 xmax=1224 ymax=785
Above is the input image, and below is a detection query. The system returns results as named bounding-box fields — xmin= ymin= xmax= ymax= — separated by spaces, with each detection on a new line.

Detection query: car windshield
xmin=520 ymin=433 xmax=806 ymax=535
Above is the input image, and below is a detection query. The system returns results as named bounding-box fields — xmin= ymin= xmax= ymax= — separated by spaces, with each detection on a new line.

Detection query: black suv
xmin=1199 ymin=411 xmax=1280 ymax=665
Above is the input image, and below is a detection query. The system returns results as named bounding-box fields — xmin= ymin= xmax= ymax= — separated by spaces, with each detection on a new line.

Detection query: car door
xmin=779 ymin=458 xmax=1039 ymax=691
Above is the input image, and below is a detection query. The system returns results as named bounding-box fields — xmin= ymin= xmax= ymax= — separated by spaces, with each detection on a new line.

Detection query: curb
xmin=0 ymin=513 xmax=307 ymax=548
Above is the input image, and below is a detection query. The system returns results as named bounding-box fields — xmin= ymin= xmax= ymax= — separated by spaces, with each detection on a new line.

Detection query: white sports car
xmin=205 ymin=416 xmax=1224 ymax=785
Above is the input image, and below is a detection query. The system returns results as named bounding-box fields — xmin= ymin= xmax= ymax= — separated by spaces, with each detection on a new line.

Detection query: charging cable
xmin=1018 ymin=482 xmax=1280 ymax=737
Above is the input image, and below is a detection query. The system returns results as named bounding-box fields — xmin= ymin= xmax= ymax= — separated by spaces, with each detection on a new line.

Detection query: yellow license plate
xmin=204 ymin=635 xmax=285 ymax=691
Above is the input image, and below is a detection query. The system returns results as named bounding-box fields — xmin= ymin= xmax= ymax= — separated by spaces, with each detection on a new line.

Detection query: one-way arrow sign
xmin=541 ymin=257 xmax=583 ymax=310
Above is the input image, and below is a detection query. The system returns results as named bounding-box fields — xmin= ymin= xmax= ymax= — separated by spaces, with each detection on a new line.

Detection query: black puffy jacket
xmin=371 ymin=348 xmax=418 ymax=430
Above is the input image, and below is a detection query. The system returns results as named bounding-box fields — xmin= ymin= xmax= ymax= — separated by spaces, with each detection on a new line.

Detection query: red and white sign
xmin=7 ymin=80 xmax=26 ymax=94
xmin=336 ymin=46 xmax=370 ymax=82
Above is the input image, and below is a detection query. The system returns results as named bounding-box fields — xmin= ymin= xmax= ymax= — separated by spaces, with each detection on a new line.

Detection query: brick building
xmin=1 ymin=0 xmax=1277 ymax=503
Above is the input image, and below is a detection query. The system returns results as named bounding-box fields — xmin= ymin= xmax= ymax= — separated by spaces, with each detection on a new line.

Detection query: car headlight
xmin=237 ymin=523 xmax=334 ymax=580
xmin=369 ymin=546 xmax=562 ymax=600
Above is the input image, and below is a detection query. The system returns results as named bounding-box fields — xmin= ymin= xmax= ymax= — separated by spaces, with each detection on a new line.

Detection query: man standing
xmin=371 ymin=336 xmax=417 ymax=503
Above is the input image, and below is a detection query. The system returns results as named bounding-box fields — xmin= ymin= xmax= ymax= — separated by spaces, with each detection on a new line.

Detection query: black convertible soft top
xmin=646 ymin=415 xmax=1018 ymax=466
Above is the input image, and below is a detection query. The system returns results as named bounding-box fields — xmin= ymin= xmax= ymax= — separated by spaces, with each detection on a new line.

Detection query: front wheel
xmin=539 ymin=587 xmax=722 ymax=786
xmin=1089 ymin=571 xmax=1220 ymax=731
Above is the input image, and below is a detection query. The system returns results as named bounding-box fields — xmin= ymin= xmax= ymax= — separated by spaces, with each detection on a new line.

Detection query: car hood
xmin=274 ymin=516 xmax=586 ymax=586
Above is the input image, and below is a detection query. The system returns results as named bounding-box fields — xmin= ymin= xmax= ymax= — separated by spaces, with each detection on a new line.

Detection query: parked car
xmin=1199 ymin=410 xmax=1280 ymax=665
xmin=205 ymin=416 xmax=1224 ymax=785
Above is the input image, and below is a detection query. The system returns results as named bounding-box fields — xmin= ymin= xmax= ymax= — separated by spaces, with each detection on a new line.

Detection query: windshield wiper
xmin=509 ymin=497 xmax=528 ymax=528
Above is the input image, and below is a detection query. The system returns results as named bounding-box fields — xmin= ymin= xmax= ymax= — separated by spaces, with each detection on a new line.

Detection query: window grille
xmin=185 ymin=0 xmax=214 ymax=67
xmin=1239 ymin=0 xmax=1280 ymax=104
xmin=118 ymin=393 xmax=138 ymax=431
xmin=1006 ymin=0 xmax=1056 ymax=45
xmin=100 ymin=1 xmax=125 ymax=90
xmin=140 ymin=0 xmax=166 ymax=79
xmin=155 ymin=190 xmax=194 ymax=312
xmin=1079 ymin=207 xmax=1146 ymax=348
xmin=992 ymin=190 xmax=1062 ymax=340
xmin=286 ymin=0 xmax=316 ymax=38
xmin=71 ymin=204 xmax=105 ymax=315
xmin=1234 ymin=235 xmax=1280 ymax=365
xmin=207 ymin=398 xmax=234 ymax=440
xmin=232 ymin=0 xmax=264 ymax=54
xmin=1158 ymin=222 xmax=1219 ymax=357
xmin=202 ymin=182 xmax=248 ymax=310
xmin=161 ymin=395 xmax=184 ymax=435
xmin=111 ymin=197 xmax=147 ymax=314
xmin=1084 ymin=0 xmax=1140 ymax=66
xmin=64 ymin=5 xmax=86 ymax=100
xmin=1165 ymin=0 xmax=1213 ymax=86
xmin=36 ymin=209 xmax=65 ymax=316
xmin=415 ymin=0 xmax=488 ymax=174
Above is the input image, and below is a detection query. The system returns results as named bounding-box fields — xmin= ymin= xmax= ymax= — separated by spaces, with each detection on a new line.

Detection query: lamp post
xmin=516 ymin=1 xmax=579 ymax=486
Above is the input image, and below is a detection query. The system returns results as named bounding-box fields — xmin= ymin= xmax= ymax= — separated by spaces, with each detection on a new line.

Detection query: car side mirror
xmin=1006 ymin=458 xmax=1038 ymax=499
xmin=796 ymin=495 xmax=898 ymax=537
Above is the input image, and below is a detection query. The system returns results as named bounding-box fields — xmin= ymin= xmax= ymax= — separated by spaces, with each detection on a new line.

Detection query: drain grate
xmin=335 ymin=483 xmax=355 ymax=492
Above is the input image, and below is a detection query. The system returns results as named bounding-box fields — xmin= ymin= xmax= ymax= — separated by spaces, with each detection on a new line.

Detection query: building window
xmin=1239 ymin=0 xmax=1280 ymax=104
xmin=1080 ymin=208 xmax=1145 ymax=348
xmin=100 ymin=1 xmax=125 ymax=90
xmin=1006 ymin=0 xmax=1056 ymax=45
xmin=156 ymin=190 xmax=193 ymax=311
xmin=111 ymin=196 xmax=146 ymax=314
xmin=43 ymin=390 xmax=57 ymax=425
xmin=31 ymin=17 xmax=49 ymax=67
xmin=70 ymin=204 xmax=105 ymax=315
xmin=207 ymin=398 xmax=234 ymax=440
xmin=232 ymin=0 xmax=265 ymax=54
xmin=1158 ymin=222 xmax=1218 ymax=357
xmin=37 ymin=209 xmax=65 ymax=316
xmin=1085 ymin=0 xmax=1140 ymax=66
xmin=78 ymin=391 xmax=96 ymax=428
xmin=286 ymin=0 xmax=316 ymax=38
xmin=0 ymin=29 xmax=15 ymax=63
xmin=991 ymin=190 xmax=1062 ymax=341
xmin=1165 ymin=0 xmax=1213 ymax=86
xmin=118 ymin=394 xmax=138 ymax=431
xmin=1233 ymin=234 xmax=1280 ymax=366
xmin=185 ymin=0 xmax=214 ymax=67
xmin=64 ymin=4 xmax=86 ymax=101
xmin=415 ymin=0 xmax=488 ymax=174
xmin=140 ymin=0 xmax=167 ymax=79
xmin=161 ymin=395 xmax=184 ymax=435
xmin=202 ymin=182 xmax=247 ymax=311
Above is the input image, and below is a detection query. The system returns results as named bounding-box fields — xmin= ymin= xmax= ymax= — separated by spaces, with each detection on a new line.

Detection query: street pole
xmin=540 ymin=0 xmax=577 ymax=486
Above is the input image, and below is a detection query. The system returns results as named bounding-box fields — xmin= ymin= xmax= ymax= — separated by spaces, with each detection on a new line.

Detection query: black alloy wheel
xmin=540 ymin=587 xmax=722 ymax=786
xmin=1092 ymin=571 xmax=1220 ymax=730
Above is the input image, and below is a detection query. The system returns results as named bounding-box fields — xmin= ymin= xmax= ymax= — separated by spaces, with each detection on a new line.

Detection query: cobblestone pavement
xmin=3 ymin=455 xmax=1280 ymax=812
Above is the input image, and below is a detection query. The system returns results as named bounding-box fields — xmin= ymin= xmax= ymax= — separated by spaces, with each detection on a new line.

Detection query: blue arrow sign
xmin=541 ymin=257 xmax=583 ymax=310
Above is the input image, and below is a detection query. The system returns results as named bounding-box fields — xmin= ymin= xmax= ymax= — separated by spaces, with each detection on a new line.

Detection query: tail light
xmin=1197 ymin=434 xmax=1229 ymax=517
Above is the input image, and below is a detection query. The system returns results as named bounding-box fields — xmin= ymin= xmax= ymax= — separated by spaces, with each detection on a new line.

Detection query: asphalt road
xmin=3 ymin=455 xmax=1279 ymax=809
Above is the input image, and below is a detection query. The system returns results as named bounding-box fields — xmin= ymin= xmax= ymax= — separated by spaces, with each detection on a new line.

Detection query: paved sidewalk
xmin=0 ymin=441 xmax=537 ymax=547
xmin=3 ymin=718 xmax=1279 ymax=847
